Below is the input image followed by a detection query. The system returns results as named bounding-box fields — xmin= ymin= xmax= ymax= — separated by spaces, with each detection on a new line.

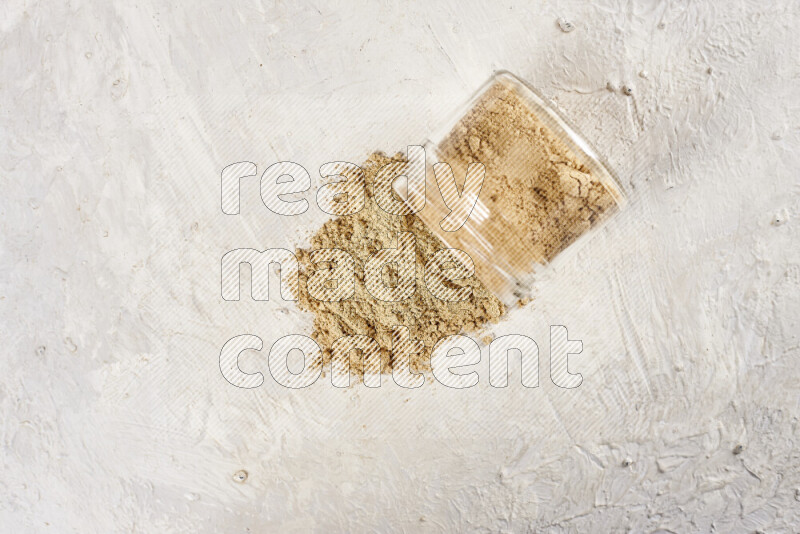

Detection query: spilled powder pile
xmin=296 ymin=78 xmax=621 ymax=378
xmin=296 ymin=152 xmax=506 ymax=376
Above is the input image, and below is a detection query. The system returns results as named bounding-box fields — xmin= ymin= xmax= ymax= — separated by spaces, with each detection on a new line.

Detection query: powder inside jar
xmin=420 ymin=77 xmax=622 ymax=301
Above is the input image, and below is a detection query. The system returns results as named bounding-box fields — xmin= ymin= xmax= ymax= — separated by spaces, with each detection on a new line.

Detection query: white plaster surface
xmin=2 ymin=1 xmax=800 ymax=532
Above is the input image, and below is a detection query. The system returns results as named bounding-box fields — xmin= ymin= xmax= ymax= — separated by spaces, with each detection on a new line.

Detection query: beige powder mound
xmin=296 ymin=152 xmax=506 ymax=376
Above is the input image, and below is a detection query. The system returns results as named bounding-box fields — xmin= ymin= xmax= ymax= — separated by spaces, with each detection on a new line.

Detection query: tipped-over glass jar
xmin=406 ymin=71 xmax=626 ymax=306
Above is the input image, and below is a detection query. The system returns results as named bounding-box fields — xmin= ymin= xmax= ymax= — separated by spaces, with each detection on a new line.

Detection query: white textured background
xmin=2 ymin=1 xmax=799 ymax=532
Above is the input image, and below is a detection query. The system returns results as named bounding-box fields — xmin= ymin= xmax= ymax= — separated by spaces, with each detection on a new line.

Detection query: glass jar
xmin=410 ymin=71 xmax=626 ymax=306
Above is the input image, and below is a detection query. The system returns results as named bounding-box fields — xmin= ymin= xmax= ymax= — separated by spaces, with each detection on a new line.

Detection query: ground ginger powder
xmin=434 ymin=80 xmax=619 ymax=268
xmin=296 ymin=79 xmax=620 ymax=380
xmin=297 ymin=152 xmax=506 ymax=377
